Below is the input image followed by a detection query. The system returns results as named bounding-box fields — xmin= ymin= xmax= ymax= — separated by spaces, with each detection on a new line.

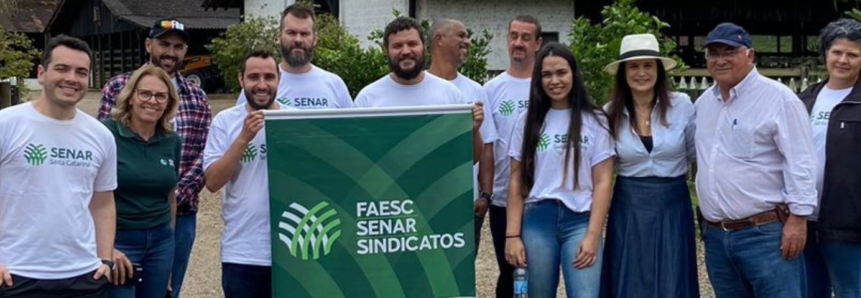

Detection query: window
xmin=314 ymin=0 xmax=339 ymax=18
xmin=541 ymin=32 xmax=559 ymax=43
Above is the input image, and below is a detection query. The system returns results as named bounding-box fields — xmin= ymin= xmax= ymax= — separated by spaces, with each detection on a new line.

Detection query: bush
xmin=208 ymin=9 xmax=493 ymax=95
xmin=206 ymin=17 xmax=280 ymax=93
xmin=569 ymin=0 xmax=683 ymax=105
xmin=0 ymin=28 xmax=40 ymax=96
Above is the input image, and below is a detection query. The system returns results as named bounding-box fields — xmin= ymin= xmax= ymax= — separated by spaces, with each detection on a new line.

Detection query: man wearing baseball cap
xmin=98 ymin=18 xmax=211 ymax=298
xmin=693 ymin=22 xmax=815 ymax=297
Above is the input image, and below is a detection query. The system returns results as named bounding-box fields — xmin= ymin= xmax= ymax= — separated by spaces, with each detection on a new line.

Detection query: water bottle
xmin=514 ymin=267 xmax=528 ymax=298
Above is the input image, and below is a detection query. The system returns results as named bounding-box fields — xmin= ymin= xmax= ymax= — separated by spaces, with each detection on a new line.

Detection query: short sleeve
xmin=203 ymin=116 xmax=228 ymax=171
xmin=333 ymin=76 xmax=354 ymax=108
xmin=590 ymin=115 xmax=616 ymax=167
xmin=94 ymin=133 xmax=118 ymax=192
xmin=508 ymin=112 xmax=527 ymax=161
xmin=479 ymin=90 xmax=498 ymax=143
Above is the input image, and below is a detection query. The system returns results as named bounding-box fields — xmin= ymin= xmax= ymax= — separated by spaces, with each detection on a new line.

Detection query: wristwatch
xmin=479 ymin=191 xmax=494 ymax=201
xmin=101 ymin=259 xmax=116 ymax=270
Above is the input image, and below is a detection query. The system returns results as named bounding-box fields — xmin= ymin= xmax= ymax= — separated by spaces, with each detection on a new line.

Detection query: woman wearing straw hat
xmin=599 ymin=34 xmax=699 ymax=297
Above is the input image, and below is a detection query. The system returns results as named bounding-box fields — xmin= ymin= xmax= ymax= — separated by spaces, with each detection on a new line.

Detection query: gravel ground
xmin=71 ymin=92 xmax=716 ymax=298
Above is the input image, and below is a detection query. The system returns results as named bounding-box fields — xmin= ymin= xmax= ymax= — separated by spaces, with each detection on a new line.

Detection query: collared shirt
xmin=99 ymin=70 xmax=212 ymax=213
xmin=606 ymin=92 xmax=695 ymax=177
xmin=694 ymin=68 xmax=817 ymax=222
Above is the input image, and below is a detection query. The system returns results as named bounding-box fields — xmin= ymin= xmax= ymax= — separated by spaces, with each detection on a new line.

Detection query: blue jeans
xmin=704 ymin=221 xmax=805 ymax=298
xmin=109 ymin=222 xmax=175 ymax=298
xmin=806 ymin=228 xmax=861 ymax=298
xmin=490 ymin=205 xmax=515 ymax=298
xmin=170 ymin=213 xmax=196 ymax=298
xmin=521 ymin=200 xmax=601 ymax=298
xmin=221 ymin=263 xmax=271 ymax=298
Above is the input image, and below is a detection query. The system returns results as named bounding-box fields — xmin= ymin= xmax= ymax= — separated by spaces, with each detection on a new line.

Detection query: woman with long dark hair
xmin=504 ymin=42 xmax=615 ymax=298
xmin=599 ymin=34 xmax=698 ymax=297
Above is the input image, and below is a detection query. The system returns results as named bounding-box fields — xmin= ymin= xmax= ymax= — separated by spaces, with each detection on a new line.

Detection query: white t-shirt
xmin=204 ymin=104 xmax=287 ymax=266
xmin=483 ymin=72 xmax=532 ymax=206
xmin=235 ymin=65 xmax=353 ymax=109
xmin=809 ymin=86 xmax=850 ymax=220
xmin=508 ymin=109 xmax=615 ymax=212
xmin=0 ymin=102 xmax=117 ymax=279
xmin=354 ymin=73 xmax=467 ymax=107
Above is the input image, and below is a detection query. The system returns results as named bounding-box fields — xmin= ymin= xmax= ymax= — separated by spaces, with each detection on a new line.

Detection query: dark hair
xmin=280 ymin=3 xmax=316 ymax=32
xmin=607 ymin=60 xmax=672 ymax=140
xmin=520 ymin=42 xmax=605 ymax=194
xmin=384 ymin=16 xmax=424 ymax=49
xmin=510 ymin=15 xmax=542 ymax=37
xmin=819 ymin=18 xmax=861 ymax=62
xmin=41 ymin=35 xmax=93 ymax=68
xmin=240 ymin=50 xmax=277 ymax=76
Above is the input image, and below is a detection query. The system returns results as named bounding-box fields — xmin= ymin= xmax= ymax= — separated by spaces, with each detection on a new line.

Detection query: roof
xmin=102 ymin=0 xmax=240 ymax=30
xmin=0 ymin=0 xmax=60 ymax=33
xmin=200 ymin=0 xmax=241 ymax=11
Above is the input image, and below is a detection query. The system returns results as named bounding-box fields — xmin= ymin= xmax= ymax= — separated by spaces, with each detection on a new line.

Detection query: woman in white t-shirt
xmin=504 ymin=42 xmax=615 ymax=298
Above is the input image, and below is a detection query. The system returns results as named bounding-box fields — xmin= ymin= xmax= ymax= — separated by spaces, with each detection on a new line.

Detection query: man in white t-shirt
xmin=0 ymin=35 xmax=117 ymax=297
xmin=426 ymin=18 xmax=499 ymax=251
xmin=235 ymin=4 xmax=353 ymax=109
xmin=204 ymin=51 xmax=286 ymax=298
xmin=481 ymin=15 xmax=543 ymax=298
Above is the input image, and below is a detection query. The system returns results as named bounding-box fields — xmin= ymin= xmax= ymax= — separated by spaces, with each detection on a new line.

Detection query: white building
xmin=246 ymin=0 xmax=575 ymax=71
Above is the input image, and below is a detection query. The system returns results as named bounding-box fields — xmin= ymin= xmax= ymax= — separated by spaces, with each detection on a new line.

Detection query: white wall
xmin=340 ymin=0 xmax=409 ymax=48
xmin=418 ymin=0 xmax=574 ymax=71
xmin=246 ymin=0 xmax=293 ymax=20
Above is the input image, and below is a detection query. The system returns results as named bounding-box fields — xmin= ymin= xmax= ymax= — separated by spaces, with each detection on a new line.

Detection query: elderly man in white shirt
xmin=694 ymin=23 xmax=816 ymax=298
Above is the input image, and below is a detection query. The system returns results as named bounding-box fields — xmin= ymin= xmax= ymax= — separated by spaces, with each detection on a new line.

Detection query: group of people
xmin=0 ymin=3 xmax=859 ymax=298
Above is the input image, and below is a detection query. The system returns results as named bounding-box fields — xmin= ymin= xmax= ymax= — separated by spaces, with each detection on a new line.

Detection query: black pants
xmin=490 ymin=205 xmax=515 ymax=298
xmin=0 ymin=270 xmax=108 ymax=298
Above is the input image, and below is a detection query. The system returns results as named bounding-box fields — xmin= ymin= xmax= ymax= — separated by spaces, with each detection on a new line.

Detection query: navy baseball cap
xmin=704 ymin=23 xmax=752 ymax=48
xmin=150 ymin=18 xmax=189 ymax=42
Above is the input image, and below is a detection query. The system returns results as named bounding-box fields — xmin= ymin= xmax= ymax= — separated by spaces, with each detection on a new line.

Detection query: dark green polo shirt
xmin=102 ymin=119 xmax=182 ymax=229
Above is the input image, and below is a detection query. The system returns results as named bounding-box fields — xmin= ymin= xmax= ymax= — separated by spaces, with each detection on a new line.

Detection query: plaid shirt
xmin=99 ymin=69 xmax=212 ymax=214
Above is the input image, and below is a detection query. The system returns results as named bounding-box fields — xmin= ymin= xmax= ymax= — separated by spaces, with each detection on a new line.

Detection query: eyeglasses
xmin=135 ymin=89 xmax=169 ymax=103
xmin=705 ymin=49 xmax=744 ymax=61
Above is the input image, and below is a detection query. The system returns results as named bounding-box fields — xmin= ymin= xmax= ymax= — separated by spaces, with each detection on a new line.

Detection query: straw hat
xmin=603 ymin=34 xmax=677 ymax=75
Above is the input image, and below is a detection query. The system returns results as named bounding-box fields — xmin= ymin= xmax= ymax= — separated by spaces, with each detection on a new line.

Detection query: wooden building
xmin=45 ymin=0 xmax=240 ymax=88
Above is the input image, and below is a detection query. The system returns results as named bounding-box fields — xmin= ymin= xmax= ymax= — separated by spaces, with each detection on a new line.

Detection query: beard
xmin=151 ymin=54 xmax=180 ymax=73
xmin=244 ymin=87 xmax=277 ymax=110
xmin=389 ymin=54 xmax=425 ymax=80
xmin=281 ymin=41 xmax=315 ymax=68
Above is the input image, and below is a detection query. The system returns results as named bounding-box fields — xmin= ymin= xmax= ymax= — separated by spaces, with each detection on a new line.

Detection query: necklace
xmin=635 ymin=108 xmax=651 ymax=127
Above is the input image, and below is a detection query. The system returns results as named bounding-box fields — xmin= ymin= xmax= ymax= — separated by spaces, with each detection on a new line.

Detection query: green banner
xmin=265 ymin=106 xmax=476 ymax=298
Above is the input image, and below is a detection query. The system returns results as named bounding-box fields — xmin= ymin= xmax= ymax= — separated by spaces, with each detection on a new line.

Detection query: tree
xmin=206 ymin=17 xmax=280 ymax=93
xmin=0 ymin=27 xmax=41 ymax=95
xmin=569 ymin=0 xmax=683 ymax=104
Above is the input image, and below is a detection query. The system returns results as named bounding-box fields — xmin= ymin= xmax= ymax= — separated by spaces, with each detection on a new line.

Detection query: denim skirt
xmin=600 ymin=175 xmax=699 ymax=298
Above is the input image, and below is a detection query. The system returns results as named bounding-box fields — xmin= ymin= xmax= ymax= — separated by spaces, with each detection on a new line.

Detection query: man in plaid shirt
xmin=98 ymin=18 xmax=211 ymax=298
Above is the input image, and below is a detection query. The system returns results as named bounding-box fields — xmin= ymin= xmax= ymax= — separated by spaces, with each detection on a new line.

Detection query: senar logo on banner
xmin=279 ymin=201 xmax=342 ymax=260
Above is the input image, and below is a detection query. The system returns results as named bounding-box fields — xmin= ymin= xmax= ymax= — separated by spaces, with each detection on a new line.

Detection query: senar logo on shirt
xmin=277 ymin=97 xmax=293 ymax=107
xmin=24 ymin=143 xmax=94 ymax=167
xmin=24 ymin=143 xmax=48 ymax=166
xmin=160 ymin=158 xmax=176 ymax=168
xmin=242 ymin=144 xmax=258 ymax=162
xmin=499 ymin=100 xmax=516 ymax=116
xmin=279 ymin=201 xmax=342 ymax=260
xmin=538 ymin=134 xmax=551 ymax=151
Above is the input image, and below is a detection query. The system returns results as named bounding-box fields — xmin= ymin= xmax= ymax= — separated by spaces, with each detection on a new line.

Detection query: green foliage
xmin=0 ymin=28 xmax=40 ymax=96
xmin=206 ymin=17 xmax=280 ymax=93
xmin=314 ymin=13 xmax=388 ymax=98
xmin=846 ymin=8 xmax=861 ymax=22
xmin=569 ymin=0 xmax=684 ymax=104
xmin=208 ymin=8 xmax=492 ymax=95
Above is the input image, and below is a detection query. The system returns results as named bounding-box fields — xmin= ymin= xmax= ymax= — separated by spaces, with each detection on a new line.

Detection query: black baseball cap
xmin=150 ymin=18 xmax=190 ymax=42
xmin=704 ymin=23 xmax=752 ymax=48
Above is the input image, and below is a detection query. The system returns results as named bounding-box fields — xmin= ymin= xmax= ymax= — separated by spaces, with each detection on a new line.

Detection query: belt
xmin=707 ymin=209 xmax=780 ymax=231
